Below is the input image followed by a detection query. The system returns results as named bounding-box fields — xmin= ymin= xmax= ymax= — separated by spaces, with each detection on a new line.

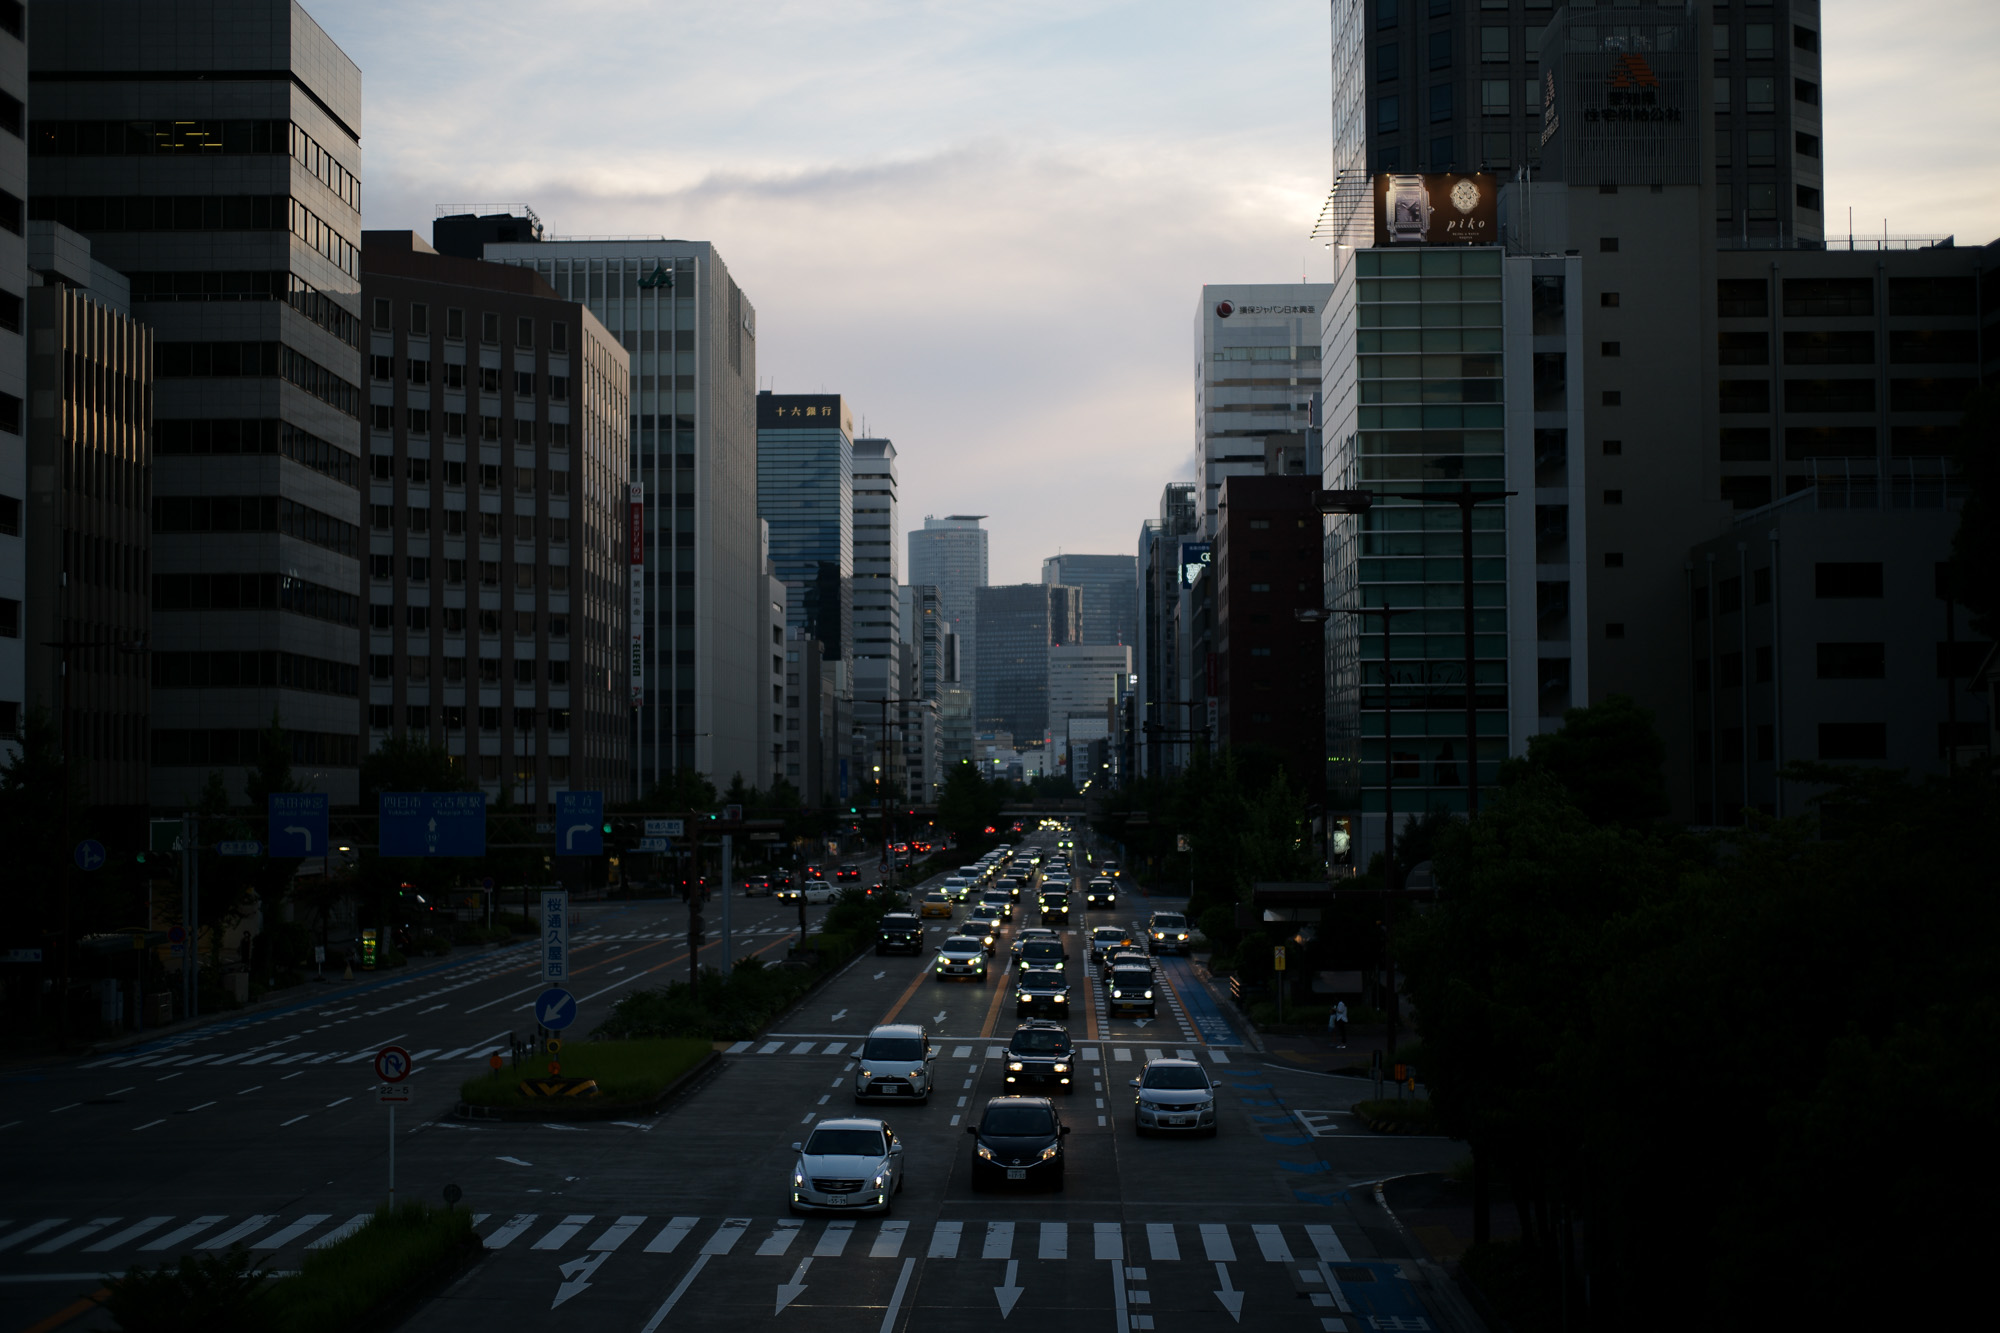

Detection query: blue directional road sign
xmin=379 ymin=792 xmax=487 ymax=857
xmin=555 ymin=791 xmax=603 ymax=856
xmin=73 ymin=839 xmax=106 ymax=872
xmin=535 ymin=987 xmax=578 ymax=1031
xmin=269 ymin=792 xmax=330 ymax=857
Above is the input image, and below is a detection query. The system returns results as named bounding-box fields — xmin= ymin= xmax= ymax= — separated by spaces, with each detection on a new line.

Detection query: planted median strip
xmin=456 ymin=1038 xmax=713 ymax=1114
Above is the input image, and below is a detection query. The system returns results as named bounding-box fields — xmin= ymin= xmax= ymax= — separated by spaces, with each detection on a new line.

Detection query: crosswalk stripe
xmin=701 ymin=1218 xmax=751 ymax=1255
xmin=952 ymin=1045 xmax=973 ymax=1058
xmin=1113 ymin=1047 xmax=1132 ymax=1061
xmin=822 ymin=1043 xmax=846 ymax=1056
xmin=1146 ymin=1223 xmax=1179 ymax=1261
xmin=308 ymin=1214 xmax=371 ymax=1250
xmin=871 ymin=1221 xmax=908 ymax=1259
xmin=986 ymin=1046 xmax=1006 ymax=1059
xmin=1145 ymin=1048 xmax=1166 ymax=1062
xmin=726 ymin=1041 xmax=752 ymax=1054
xmin=1304 ymin=1224 xmax=1350 ymax=1262
xmin=1252 ymin=1224 xmax=1294 ymax=1263
xmin=339 ymin=1050 xmax=376 ymax=1063
xmin=644 ymin=1217 xmax=699 ymax=1253
xmin=1209 ymin=1050 xmax=1231 ymax=1063
xmin=202 ymin=1216 xmax=277 ymax=1250
xmin=208 ymin=1053 xmax=251 ymax=1066
xmin=814 ymin=1220 xmax=855 ymax=1257
xmin=253 ymin=1214 xmax=331 ymax=1250
xmin=1200 ymin=1222 xmax=1236 ymax=1262
xmin=591 ymin=1216 xmax=647 ymax=1252
xmin=1038 ymin=1222 xmax=1067 ymax=1260
xmin=927 ymin=1220 xmax=962 ymax=1259
xmin=758 ymin=1041 xmax=784 ymax=1055
xmin=533 ymin=1215 xmax=592 ymax=1250
xmin=238 ymin=1052 xmax=287 ymax=1065
xmin=982 ymin=1221 xmax=1013 ymax=1259
xmin=28 ymin=1219 xmax=118 ymax=1255
xmin=1176 ymin=1049 xmax=1196 ymax=1061
xmin=79 ymin=1056 xmax=121 ymax=1068
xmin=145 ymin=1216 xmax=226 ymax=1251
xmin=1081 ymin=1047 xmax=1101 ymax=1060
xmin=484 ymin=1214 xmax=539 ymax=1250
xmin=86 ymin=1216 xmax=171 ymax=1252
xmin=0 ymin=1219 xmax=66 ymax=1252
xmin=789 ymin=1042 xmax=817 ymax=1055
xmin=757 ymin=1220 xmax=802 ymax=1255
xmin=1093 ymin=1222 xmax=1122 ymax=1260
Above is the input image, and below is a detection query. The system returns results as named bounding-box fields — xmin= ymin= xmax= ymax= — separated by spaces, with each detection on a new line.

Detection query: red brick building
xmin=1214 ymin=475 xmax=1324 ymax=798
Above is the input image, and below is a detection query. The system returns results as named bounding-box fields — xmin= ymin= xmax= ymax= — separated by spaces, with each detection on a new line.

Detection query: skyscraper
xmin=30 ymin=0 xmax=366 ymax=804
xmin=1041 ymin=553 xmax=1138 ymax=649
xmin=975 ymin=582 xmax=1080 ymax=742
xmin=755 ymin=392 xmax=853 ymax=660
xmin=0 ymin=5 xmax=23 ymax=758
xmin=1196 ymin=287 xmax=1332 ymax=537
xmin=908 ymin=514 xmax=986 ymax=698
xmin=485 ymin=233 xmax=762 ymax=790
xmin=1136 ymin=483 xmax=1198 ymax=779
xmin=850 ymin=436 xmax=901 ymax=775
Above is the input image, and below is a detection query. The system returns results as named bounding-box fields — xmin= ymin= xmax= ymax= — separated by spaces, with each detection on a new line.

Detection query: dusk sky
xmin=320 ymin=0 xmax=2000 ymax=586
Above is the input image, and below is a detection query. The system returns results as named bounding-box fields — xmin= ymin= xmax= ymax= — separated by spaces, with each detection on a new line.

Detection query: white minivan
xmin=853 ymin=1023 xmax=937 ymax=1104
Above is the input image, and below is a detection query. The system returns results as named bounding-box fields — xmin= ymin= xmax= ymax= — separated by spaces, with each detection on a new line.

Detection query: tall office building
xmin=1196 ymin=286 xmax=1332 ymax=536
xmin=850 ymin=436 xmax=902 ymax=784
xmin=358 ymin=233 xmax=631 ymax=807
xmin=0 ymin=2 xmax=26 ymax=757
xmin=899 ymin=582 xmax=954 ymax=699
xmin=908 ymin=513 xmax=986 ymax=697
xmin=1213 ymin=476 xmax=1324 ymax=799
xmin=1047 ymin=643 xmax=1130 ymax=765
xmin=30 ymin=0 xmax=366 ymax=804
xmin=1135 ymin=482 xmax=1198 ymax=779
xmin=23 ymin=228 xmax=152 ymax=807
xmin=485 ymin=232 xmax=762 ymax=790
xmin=975 ymin=582 xmax=1080 ymax=742
xmin=1041 ymin=553 xmax=1138 ymax=648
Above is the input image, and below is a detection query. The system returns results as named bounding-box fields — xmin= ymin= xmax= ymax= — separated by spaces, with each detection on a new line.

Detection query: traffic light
xmin=602 ymin=820 xmax=613 ymax=834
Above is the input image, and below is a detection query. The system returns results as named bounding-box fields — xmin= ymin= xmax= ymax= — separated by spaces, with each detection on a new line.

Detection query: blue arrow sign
xmin=74 ymin=839 xmax=106 ymax=872
xmin=269 ymin=793 xmax=329 ymax=857
xmin=555 ymin=791 xmax=603 ymax=856
xmin=535 ymin=987 xmax=578 ymax=1031
xmin=380 ymin=792 xmax=487 ymax=857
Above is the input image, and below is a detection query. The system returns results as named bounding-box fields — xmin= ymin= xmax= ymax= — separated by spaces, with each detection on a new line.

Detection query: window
xmin=1713 ymin=77 xmax=1731 ymax=113
xmin=443 ymin=460 xmax=466 ymax=487
xmin=1712 ymin=23 xmax=1731 ymax=58
xmin=1795 ymin=25 xmax=1819 ymax=53
xmin=1746 ymin=129 xmax=1774 ymax=166
xmin=1599 ymin=236 xmax=1619 ymax=253
xmin=1605 ymin=623 xmax=1626 ymax=640
xmin=1378 ymin=43 xmax=1400 ymax=82
xmin=1601 ymin=341 xmax=1621 ymax=358
xmin=370 ymin=353 xmax=392 ymax=381
xmin=1480 ymin=27 xmax=1507 ymax=62
xmin=407 ymin=359 xmax=429 ymax=386
xmin=478 ymin=366 xmax=500 ymax=393
xmin=442 ymin=362 xmax=465 ymax=390
xmin=1429 ymin=31 xmax=1452 ymax=70
xmin=1816 ymin=642 xmax=1886 ymax=680
xmin=516 ymin=316 xmax=534 ymax=348
xmin=481 ymin=312 xmax=500 ymax=344
xmin=1714 ymin=129 xmax=1733 ymax=168
xmin=1376 ymin=0 xmax=1398 ymax=28
xmin=1602 ymin=439 xmax=1622 ymax=456
xmin=1720 ymin=428 xmax=1771 ymax=461
xmin=1604 ymin=552 xmax=1625 ymax=568
xmin=446 ymin=308 xmax=464 ymax=340
xmin=1746 ymin=183 xmax=1776 ymax=220
xmin=481 ymin=415 xmax=501 ymax=441
xmin=1603 ymin=489 xmax=1624 ymax=506
xmin=1796 ymin=185 xmax=1821 ymax=212
xmin=1815 ymin=562 xmax=1883 ymax=598
xmin=406 ymin=407 xmax=430 ymax=433
xmin=514 ymin=659 xmax=537 ymax=684
xmin=1601 ymin=390 xmax=1622 ymax=406
xmin=372 ymin=297 xmax=390 ymax=330
xmin=551 ymin=322 xmax=567 ymax=352
xmin=1818 ymin=722 xmax=1886 ymax=761
xmin=0 ymin=493 xmax=17 ymax=536
xmin=480 ymin=560 xmax=500 ymax=587
xmin=1717 ymin=279 xmax=1768 ymax=318
xmin=1481 ymin=132 xmax=1510 ymax=167
xmin=1795 ymin=78 xmax=1818 ymax=106
xmin=369 ymin=405 xmax=392 ymax=431
xmin=1600 ymin=291 xmax=1620 ymax=308
xmin=409 ymin=303 xmax=428 ymax=335
xmin=1482 ymin=79 xmax=1510 ymax=115
xmin=370 ymin=503 xmax=393 ymax=530
xmin=515 ymin=466 xmax=535 ymax=493
xmin=1719 ymin=379 xmax=1770 ymax=413
xmin=1745 ymin=24 xmax=1774 ymax=57
xmin=367 ymin=603 xmax=392 ymax=630
xmin=1718 ymin=332 xmax=1769 ymax=366
xmin=1378 ymin=96 xmax=1401 ymax=134
xmin=1784 ymin=331 xmax=1873 ymax=366
xmin=548 ymin=375 xmax=570 ymax=401
xmin=479 ymin=706 xmax=501 ymax=731
xmin=1429 ymin=84 xmax=1453 ymax=123
xmin=514 ymin=370 xmax=536 ymax=397
xmin=1796 ymin=131 xmax=1820 ymax=158
xmin=1745 ymin=77 xmax=1774 ymax=112
xmin=1720 ymin=475 xmax=1771 ymax=509
xmin=407 ymin=556 xmax=430 ymax=583
xmin=369 ymin=553 xmax=392 ymax=579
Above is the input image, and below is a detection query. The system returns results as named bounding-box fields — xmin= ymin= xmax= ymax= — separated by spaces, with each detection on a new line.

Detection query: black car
xmin=836 ymin=863 xmax=861 ymax=881
xmin=876 ymin=913 xmax=925 ymax=955
xmin=1017 ymin=939 xmax=1068 ymax=971
xmin=1106 ymin=964 xmax=1157 ymax=1016
xmin=1015 ymin=966 xmax=1072 ymax=1018
xmin=1084 ymin=878 xmax=1117 ymax=908
xmin=966 ymin=1096 xmax=1070 ymax=1190
xmin=1005 ymin=1020 xmax=1075 ymax=1092
xmin=1038 ymin=892 xmax=1071 ymax=926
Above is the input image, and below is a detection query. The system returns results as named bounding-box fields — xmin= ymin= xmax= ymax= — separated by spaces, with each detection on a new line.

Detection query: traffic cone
xmin=343 ymin=963 xmax=353 ymax=981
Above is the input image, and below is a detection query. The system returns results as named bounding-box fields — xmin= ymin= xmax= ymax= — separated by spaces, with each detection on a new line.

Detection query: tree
xmin=1946 ymin=383 xmax=2000 ymax=637
xmin=936 ymin=761 xmax=1004 ymax=849
xmin=359 ymin=733 xmax=470 ymax=804
xmin=640 ymin=768 xmax=718 ymax=813
xmin=240 ymin=712 xmax=304 ymax=962
xmin=1515 ymin=693 xmax=1669 ymax=826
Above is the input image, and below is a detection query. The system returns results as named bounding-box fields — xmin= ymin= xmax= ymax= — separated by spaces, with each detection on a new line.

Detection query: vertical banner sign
xmin=629 ymin=483 xmax=645 ymax=708
xmin=540 ymin=889 xmax=570 ymax=983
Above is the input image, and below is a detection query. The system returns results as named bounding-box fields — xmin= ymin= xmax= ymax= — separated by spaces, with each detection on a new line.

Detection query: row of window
xmin=368 ymin=654 xmax=576 ymax=684
xmin=130 ymin=271 xmax=362 ymax=348
xmin=369 ymin=456 xmax=572 ymax=493
xmin=152 ymin=650 xmax=358 ymax=696
xmin=29 ymin=196 xmax=358 ymax=277
xmin=152 ymin=495 xmax=361 ymax=558
xmin=152 ymin=571 xmax=359 ymax=626
xmin=370 ymin=610 xmax=573 ymax=638
xmin=368 ymin=706 xmax=575 ymax=735
xmin=1717 ymin=378 xmax=1976 ymax=415
xmin=373 ymin=301 xmax=572 ymax=353
xmin=368 ymin=509 xmax=575 ymax=546
xmin=370 ymin=358 xmax=573 ymax=400
xmin=152 ymin=728 xmax=358 ymax=767
xmin=367 ymin=556 xmax=574 ymax=588
xmin=1717 ymin=330 xmax=1975 ymax=367
xmin=1717 ymin=276 xmax=1977 ymax=320
xmin=156 ymin=418 xmax=360 ymax=488
xmin=1714 ymin=129 xmax=1819 ymax=168
xmin=154 ymin=341 xmax=361 ymax=417
xmin=30 ymin=120 xmax=360 ymax=212
xmin=1719 ymin=424 xmax=1960 ymax=462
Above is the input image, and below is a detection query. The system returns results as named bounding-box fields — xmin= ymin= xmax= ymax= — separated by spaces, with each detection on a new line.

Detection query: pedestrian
xmin=1334 ymin=999 xmax=1349 ymax=1050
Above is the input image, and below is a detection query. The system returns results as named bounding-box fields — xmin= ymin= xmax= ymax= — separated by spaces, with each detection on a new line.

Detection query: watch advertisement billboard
xmin=1371 ymin=172 xmax=1498 ymax=247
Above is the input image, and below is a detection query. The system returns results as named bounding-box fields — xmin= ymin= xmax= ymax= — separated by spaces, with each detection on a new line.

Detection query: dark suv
xmin=1039 ymin=892 xmax=1071 ymax=926
xmin=1005 ymin=1020 xmax=1075 ymax=1092
xmin=966 ymin=1096 xmax=1070 ymax=1190
xmin=876 ymin=913 xmax=925 ymax=955
xmin=1015 ymin=966 xmax=1072 ymax=1018
xmin=1106 ymin=963 xmax=1156 ymax=1016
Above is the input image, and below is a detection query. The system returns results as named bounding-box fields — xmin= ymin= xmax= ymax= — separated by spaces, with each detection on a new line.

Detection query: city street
xmin=0 ymin=848 xmax=1468 ymax=1332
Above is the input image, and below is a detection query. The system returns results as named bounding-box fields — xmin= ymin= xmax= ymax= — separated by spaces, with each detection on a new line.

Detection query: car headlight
xmin=1016 ymin=991 xmax=1028 ymax=1001
xmin=1008 ymin=1061 xmax=1025 ymax=1071
xmin=909 ymin=1067 xmax=924 ymax=1078
xmin=1110 ymin=989 xmax=1122 ymax=998
xmin=1177 ymin=933 xmax=1189 ymax=941
xmin=976 ymin=1143 xmax=994 ymax=1160
xmin=873 ymin=1173 xmax=888 ymax=1188
xmin=793 ymin=1170 xmax=805 ymax=1186
xmin=860 ymin=1068 xmax=875 ymax=1078
xmin=1052 ymin=1063 xmax=1069 ymax=1073
xmin=1039 ymin=1144 xmax=1059 ymax=1160
xmin=1054 ymin=994 xmax=1067 ymax=1003
xmin=1144 ymin=990 xmax=1154 ymax=999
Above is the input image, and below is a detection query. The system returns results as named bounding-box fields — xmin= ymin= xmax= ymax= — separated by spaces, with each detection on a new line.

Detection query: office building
xmin=1047 ymin=642 xmax=1130 ymax=771
xmin=0 ymin=3 xmax=22 ymax=755
xmin=899 ymin=582 xmax=956 ymax=700
xmin=430 ymin=206 xmax=543 ymax=261
xmin=759 ymin=519 xmax=786 ymax=789
xmin=975 ymin=582 xmax=1080 ymax=742
xmin=1135 ymin=482 xmax=1198 ymax=779
xmin=782 ymin=625 xmax=833 ymax=802
xmin=756 ymin=391 xmax=853 ymax=659
xmin=22 ymin=227 xmax=152 ymax=806
xmin=1212 ymin=475 xmax=1324 ymax=798
xmin=908 ymin=514 xmax=987 ymax=697
xmin=851 ymin=436 xmax=902 ymax=787
xmin=1196 ymin=285 xmax=1332 ymax=537
xmin=938 ymin=684 xmax=973 ymax=774
xmin=893 ymin=651 xmax=941 ymax=802
xmin=484 ymin=231 xmax=762 ymax=792
xmin=30 ymin=0 xmax=366 ymax=803
xmin=1041 ymin=552 xmax=1138 ymax=648
xmin=358 ymin=232 xmax=630 ymax=806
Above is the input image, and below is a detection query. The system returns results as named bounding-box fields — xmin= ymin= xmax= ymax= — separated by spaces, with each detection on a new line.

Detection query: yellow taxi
xmin=919 ymin=890 xmax=954 ymax=919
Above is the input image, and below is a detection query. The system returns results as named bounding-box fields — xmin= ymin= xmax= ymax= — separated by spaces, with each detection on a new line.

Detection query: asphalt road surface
xmin=0 ymin=841 xmax=1468 ymax=1333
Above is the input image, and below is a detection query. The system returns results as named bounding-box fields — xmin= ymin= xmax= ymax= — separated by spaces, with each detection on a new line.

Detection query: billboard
xmin=1178 ymin=541 xmax=1212 ymax=589
xmin=1536 ymin=8 xmax=1698 ymax=185
xmin=1371 ymin=173 xmax=1499 ymax=247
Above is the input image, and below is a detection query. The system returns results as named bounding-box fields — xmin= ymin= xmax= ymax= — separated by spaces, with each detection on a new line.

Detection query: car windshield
xmin=982 ymin=1106 xmax=1056 ymax=1136
xmin=1143 ymin=1067 xmax=1210 ymax=1091
xmin=1152 ymin=914 xmax=1188 ymax=929
xmin=924 ymin=892 xmax=948 ymax=901
xmin=804 ymin=1128 xmax=885 ymax=1156
xmin=1094 ymin=930 xmax=1125 ymax=943
xmin=1012 ymin=1030 xmax=1068 ymax=1054
xmin=1022 ymin=973 xmax=1063 ymax=990
xmin=1022 ymin=943 xmax=1062 ymax=958
xmin=1113 ymin=968 xmax=1151 ymax=983
xmin=863 ymin=1037 xmax=925 ymax=1060
xmin=944 ymin=938 xmax=982 ymax=951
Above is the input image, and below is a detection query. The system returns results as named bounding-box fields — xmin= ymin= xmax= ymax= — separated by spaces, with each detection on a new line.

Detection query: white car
xmin=789 ymin=1119 xmax=905 ymax=1213
xmin=934 ymin=936 xmax=989 ymax=981
xmin=1131 ymin=1058 xmax=1218 ymax=1136
xmin=800 ymin=880 xmax=837 ymax=905
xmin=854 ymin=1024 xmax=936 ymax=1103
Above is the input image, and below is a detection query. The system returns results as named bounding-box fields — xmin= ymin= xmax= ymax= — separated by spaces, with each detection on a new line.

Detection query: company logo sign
xmin=1215 ymin=301 xmax=1234 ymax=318
xmin=1215 ymin=301 xmax=1318 ymax=319
xmin=1371 ymin=173 xmax=1498 ymax=247
xmin=1587 ymin=52 xmax=1681 ymax=125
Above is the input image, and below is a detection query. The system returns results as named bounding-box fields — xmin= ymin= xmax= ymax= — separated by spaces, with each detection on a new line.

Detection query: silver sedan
xmin=789 ymin=1119 xmax=905 ymax=1213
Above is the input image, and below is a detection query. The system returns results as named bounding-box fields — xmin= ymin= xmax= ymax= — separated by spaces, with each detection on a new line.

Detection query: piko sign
xmin=1372 ymin=173 xmax=1499 ymax=247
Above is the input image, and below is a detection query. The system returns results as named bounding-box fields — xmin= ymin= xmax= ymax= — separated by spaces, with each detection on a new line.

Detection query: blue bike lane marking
xmin=1153 ymin=953 xmax=1244 ymax=1046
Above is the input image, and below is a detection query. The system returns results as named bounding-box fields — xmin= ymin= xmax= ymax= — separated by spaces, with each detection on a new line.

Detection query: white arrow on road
xmin=775 ymin=1256 xmax=812 ymax=1314
xmin=932 ymin=1011 xmax=948 ymax=1024
xmin=994 ymin=1258 xmax=1025 ymax=1317
xmin=1212 ymin=1262 xmax=1243 ymax=1322
xmin=872 ymin=971 xmax=885 ymax=980
xmin=1132 ymin=1018 xmax=1152 ymax=1028
xmin=553 ymin=1252 xmax=610 ymax=1308
xmin=830 ymin=1009 xmax=848 ymax=1022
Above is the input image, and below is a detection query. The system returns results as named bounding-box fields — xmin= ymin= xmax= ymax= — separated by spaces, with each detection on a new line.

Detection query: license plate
xmin=1006 ymin=1168 xmax=1027 ymax=1180
xmin=828 ymin=1195 xmax=849 ymax=1206
xmin=1168 ymin=1117 xmax=1190 ymax=1125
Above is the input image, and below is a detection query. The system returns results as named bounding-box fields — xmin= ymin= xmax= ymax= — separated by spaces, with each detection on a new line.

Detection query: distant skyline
xmin=323 ymin=0 xmax=2000 ymax=584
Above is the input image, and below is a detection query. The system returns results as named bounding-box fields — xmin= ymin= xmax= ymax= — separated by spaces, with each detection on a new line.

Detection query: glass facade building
xmin=908 ymin=515 xmax=988 ymax=700
xmin=1322 ymin=246 xmax=1511 ymax=822
xmin=1041 ymin=553 xmax=1138 ymax=649
xmin=974 ymin=582 xmax=1080 ymax=743
xmin=756 ymin=392 xmax=853 ymax=662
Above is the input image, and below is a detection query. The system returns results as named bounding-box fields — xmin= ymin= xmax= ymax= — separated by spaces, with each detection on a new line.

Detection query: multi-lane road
xmin=0 ymin=840 xmax=1472 ymax=1332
